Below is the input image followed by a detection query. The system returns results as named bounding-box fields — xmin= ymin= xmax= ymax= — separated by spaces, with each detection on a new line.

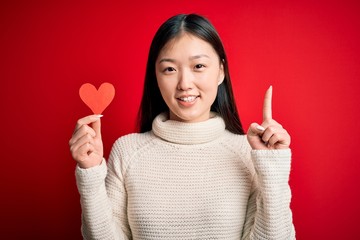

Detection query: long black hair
xmin=137 ymin=14 xmax=244 ymax=135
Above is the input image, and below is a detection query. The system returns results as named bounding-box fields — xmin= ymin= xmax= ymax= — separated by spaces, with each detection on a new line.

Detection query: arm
xmin=69 ymin=115 xmax=131 ymax=239
xmin=75 ymin=149 xmax=131 ymax=240
xmin=241 ymin=149 xmax=295 ymax=239
xmin=243 ymin=86 xmax=295 ymax=239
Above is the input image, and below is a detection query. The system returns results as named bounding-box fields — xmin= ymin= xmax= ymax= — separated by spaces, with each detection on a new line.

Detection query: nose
xmin=177 ymin=69 xmax=194 ymax=91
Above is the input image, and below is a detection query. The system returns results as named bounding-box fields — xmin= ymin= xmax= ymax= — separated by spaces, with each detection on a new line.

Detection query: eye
xmin=194 ymin=64 xmax=205 ymax=70
xmin=163 ymin=67 xmax=176 ymax=73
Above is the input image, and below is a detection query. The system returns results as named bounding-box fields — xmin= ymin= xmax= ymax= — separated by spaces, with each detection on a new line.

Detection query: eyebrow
xmin=158 ymin=54 xmax=210 ymax=64
xmin=190 ymin=54 xmax=210 ymax=60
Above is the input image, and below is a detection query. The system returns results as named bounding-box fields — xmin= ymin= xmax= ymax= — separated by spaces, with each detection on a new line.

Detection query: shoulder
xmin=220 ymin=131 xmax=255 ymax=175
xmin=110 ymin=131 xmax=156 ymax=161
xmin=106 ymin=131 xmax=158 ymax=180
xmin=221 ymin=131 xmax=251 ymax=155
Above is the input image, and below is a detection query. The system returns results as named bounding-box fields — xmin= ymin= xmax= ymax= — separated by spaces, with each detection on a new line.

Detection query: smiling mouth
xmin=177 ymin=96 xmax=199 ymax=102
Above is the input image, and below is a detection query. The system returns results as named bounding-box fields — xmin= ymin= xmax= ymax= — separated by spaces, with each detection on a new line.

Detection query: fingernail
xmin=256 ymin=125 xmax=265 ymax=131
xmin=96 ymin=114 xmax=103 ymax=118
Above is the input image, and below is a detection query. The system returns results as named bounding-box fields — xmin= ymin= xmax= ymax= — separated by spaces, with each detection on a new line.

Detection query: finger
xmin=70 ymin=133 xmax=95 ymax=154
xmin=69 ymin=125 xmax=96 ymax=146
xmin=263 ymin=86 xmax=272 ymax=121
xmin=74 ymin=115 xmax=103 ymax=133
xmin=91 ymin=118 xmax=102 ymax=139
xmin=261 ymin=126 xmax=277 ymax=143
xmin=71 ymin=141 xmax=93 ymax=162
xmin=76 ymin=142 xmax=95 ymax=160
xmin=268 ymin=134 xmax=280 ymax=147
xmin=270 ymin=130 xmax=291 ymax=148
xmin=76 ymin=132 xmax=95 ymax=148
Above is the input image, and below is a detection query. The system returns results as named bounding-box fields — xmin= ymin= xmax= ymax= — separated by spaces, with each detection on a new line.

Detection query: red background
xmin=1 ymin=0 xmax=359 ymax=239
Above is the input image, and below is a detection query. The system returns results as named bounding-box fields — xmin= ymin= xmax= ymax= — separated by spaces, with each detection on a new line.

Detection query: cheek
xmin=157 ymin=78 xmax=174 ymax=101
xmin=156 ymin=72 xmax=166 ymax=90
xmin=157 ymin=78 xmax=168 ymax=90
xmin=199 ymin=72 xmax=220 ymax=93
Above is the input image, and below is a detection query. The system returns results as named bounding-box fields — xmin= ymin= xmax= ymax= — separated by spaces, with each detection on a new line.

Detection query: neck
xmin=152 ymin=112 xmax=225 ymax=145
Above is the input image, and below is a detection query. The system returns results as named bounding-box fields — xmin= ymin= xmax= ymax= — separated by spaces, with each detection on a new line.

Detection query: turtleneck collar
xmin=152 ymin=112 xmax=226 ymax=145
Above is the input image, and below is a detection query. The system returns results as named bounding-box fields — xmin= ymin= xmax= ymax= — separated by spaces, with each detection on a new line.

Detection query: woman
xmin=69 ymin=14 xmax=295 ymax=239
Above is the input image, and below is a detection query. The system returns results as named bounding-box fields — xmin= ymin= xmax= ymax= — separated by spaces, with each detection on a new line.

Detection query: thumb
xmin=248 ymin=123 xmax=264 ymax=136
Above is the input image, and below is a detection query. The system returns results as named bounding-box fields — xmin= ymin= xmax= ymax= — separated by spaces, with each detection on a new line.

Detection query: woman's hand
xmin=69 ymin=115 xmax=104 ymax=168
xmin=247 ymin=86 xmax=291 ymax=150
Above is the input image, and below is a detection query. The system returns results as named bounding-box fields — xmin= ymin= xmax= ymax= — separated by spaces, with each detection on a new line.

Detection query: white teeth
xmin=179 ymin=96 xmax=197 ymax=102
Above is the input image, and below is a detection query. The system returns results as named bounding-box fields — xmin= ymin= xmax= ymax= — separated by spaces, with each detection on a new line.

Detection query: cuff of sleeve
xmin=75 ymin=159 xmax=107 ymax=196
xmin=251 ymin=149 xmax=292 ymax=182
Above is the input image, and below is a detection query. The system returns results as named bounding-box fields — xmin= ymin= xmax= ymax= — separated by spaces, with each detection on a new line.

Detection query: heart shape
xmin=79 ymin=82 xmax=115 ymax=114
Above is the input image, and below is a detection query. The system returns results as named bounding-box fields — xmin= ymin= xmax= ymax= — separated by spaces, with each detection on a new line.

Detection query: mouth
xmin=177 ymin=95 xmax=199 ymax=102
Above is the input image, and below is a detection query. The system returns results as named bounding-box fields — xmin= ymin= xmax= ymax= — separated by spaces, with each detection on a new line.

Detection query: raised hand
xmin=247 ymin=86 xmax=291 ymax=150
xmin=69 ymin=115 xmax=104 ymax=168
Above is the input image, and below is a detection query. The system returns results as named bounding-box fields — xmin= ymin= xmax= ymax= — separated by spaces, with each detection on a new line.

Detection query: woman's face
xmin=155 ymin=33 xmax=224 ymax=123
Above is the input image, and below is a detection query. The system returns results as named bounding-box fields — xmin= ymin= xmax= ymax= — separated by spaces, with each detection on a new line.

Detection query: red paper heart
xmin=79 ymin=82 xmax=115 ymax=114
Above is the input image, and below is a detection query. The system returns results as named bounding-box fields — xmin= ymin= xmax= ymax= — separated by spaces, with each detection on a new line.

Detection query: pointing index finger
xmin=263 ymin=86 xmax=272 ymax=121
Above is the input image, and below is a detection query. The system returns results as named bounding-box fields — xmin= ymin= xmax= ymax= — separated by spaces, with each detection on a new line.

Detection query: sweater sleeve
xmin=75 ymin=146 xmax=131 ymax=240
xmin=241 ymin=149 xmax=295 ymax=240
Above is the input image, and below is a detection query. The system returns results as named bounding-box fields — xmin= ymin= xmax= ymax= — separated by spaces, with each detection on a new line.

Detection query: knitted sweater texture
xmin=76 ymin=113 xmax=295 ymax=239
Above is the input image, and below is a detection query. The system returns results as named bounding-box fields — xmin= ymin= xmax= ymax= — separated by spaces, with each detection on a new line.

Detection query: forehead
xmin=158 ymin=33 xmax=218 ymax=59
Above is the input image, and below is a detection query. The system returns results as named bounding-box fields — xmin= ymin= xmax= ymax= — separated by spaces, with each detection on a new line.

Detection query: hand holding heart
xmin=69 ymin=115 xmax=104 ymax=169
xmin=247 ymin=86 xmax=291 ymax=150
xmin=69 ymin=83 xmax=115 ymax=169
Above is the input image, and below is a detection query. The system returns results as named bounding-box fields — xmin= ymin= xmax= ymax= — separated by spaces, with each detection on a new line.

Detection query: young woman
xmin=69 ymin=14 xmax=295 ymax=239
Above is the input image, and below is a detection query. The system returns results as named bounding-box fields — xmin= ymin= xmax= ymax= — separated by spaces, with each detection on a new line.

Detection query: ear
xmin=218 ymin=60 xmax=225 ymax=86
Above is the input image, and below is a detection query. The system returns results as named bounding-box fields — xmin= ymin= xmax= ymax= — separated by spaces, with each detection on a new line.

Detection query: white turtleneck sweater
xmin=76 ymin=113 xmax=295 ymax=239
